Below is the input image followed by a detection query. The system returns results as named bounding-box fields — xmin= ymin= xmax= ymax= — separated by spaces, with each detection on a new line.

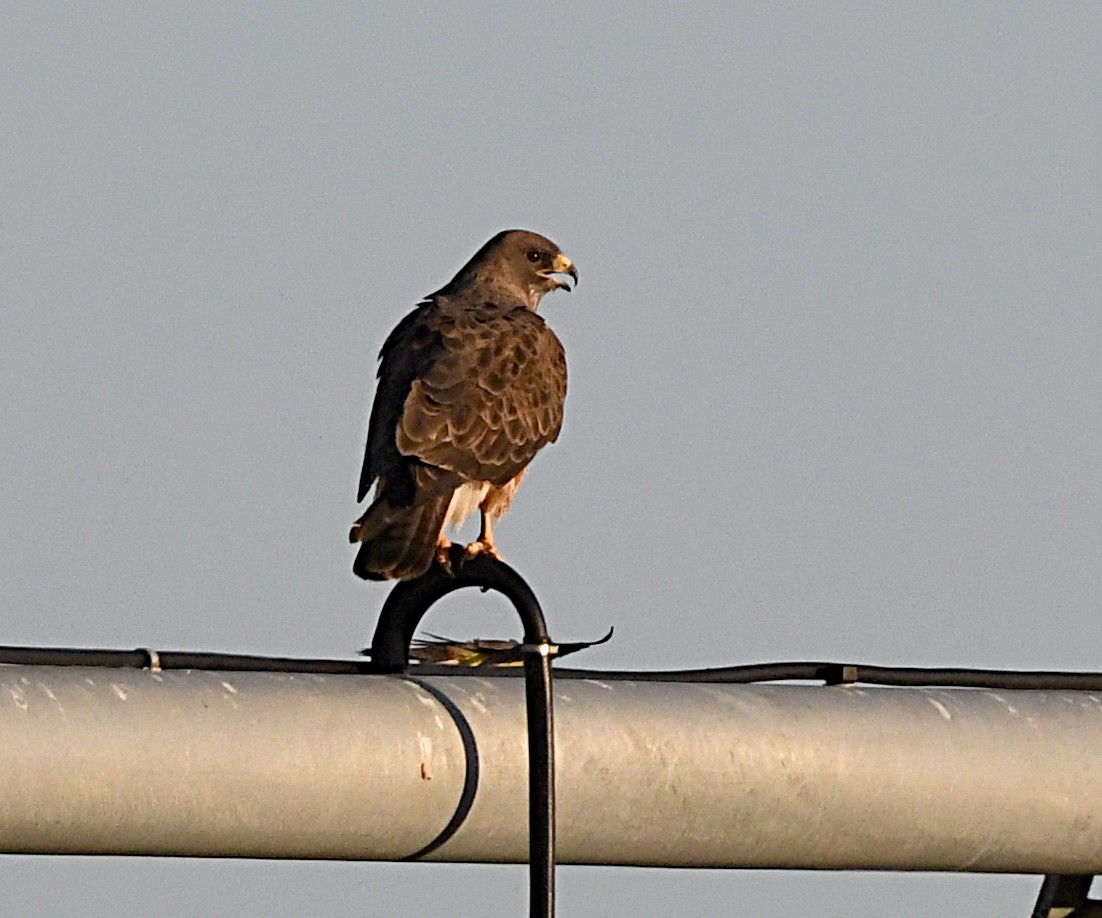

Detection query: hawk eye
xmin=525 ymin=250 xmax=542 ymax=264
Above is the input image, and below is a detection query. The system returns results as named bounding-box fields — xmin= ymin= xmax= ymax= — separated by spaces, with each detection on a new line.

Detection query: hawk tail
xmin=350 ymin=493 xmax=452 ymax=581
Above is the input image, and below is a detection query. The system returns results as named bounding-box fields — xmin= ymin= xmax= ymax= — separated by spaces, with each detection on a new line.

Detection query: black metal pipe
xmin=524 ymin=646 xmax=555 ymax=916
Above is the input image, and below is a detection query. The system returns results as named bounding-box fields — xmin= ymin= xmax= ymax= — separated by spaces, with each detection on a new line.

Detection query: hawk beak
xmin=546 ymin=253 xmax=578 ymax=292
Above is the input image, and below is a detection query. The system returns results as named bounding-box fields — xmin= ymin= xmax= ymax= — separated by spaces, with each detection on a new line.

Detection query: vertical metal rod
xmin=525 ymin=646 xmax=555 ymax=917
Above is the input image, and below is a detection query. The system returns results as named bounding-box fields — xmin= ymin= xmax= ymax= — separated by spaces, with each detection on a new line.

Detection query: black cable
xmin=5 ymin=645 xmax=1102 ymax=692
xmin=555 ymin=661 xmax=1102 ymax=691
xmin=0 ymin=645 xmax=373 ymax=673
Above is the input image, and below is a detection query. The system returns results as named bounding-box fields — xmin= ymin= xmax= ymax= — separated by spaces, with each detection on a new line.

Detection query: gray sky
xmin=3 ymin=2 xmax=1100 ymax=915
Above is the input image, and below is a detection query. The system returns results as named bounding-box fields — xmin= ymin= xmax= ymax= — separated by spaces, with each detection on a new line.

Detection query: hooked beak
xmin=543 ymin=252 xmax=578 ymax=292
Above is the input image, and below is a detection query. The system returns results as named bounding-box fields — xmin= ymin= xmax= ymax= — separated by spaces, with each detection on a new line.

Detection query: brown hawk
xmin=350 ymin=229 xmax=576 ymax=581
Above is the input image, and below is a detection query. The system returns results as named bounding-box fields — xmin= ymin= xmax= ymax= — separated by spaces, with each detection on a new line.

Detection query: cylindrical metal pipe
xmin=1 ymin=664 xmax=1100 ymax=871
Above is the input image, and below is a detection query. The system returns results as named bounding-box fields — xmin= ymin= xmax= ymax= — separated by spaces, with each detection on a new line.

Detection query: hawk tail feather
xmin=350 ymin=493 xmax=452 ymax=581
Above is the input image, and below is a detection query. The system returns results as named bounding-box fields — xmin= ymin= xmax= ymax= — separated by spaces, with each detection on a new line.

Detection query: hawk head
xmin=445 ymin=229 xmax=578 ymax=310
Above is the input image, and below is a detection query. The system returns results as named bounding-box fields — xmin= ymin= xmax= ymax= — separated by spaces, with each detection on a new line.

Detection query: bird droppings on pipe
xmin=984 ymin=691 xmax=1020 ymax=715
xmin=9 ymin=686 xmax=28 ymax=711
xmin=927 ymin=698 xmax=953 ymax=721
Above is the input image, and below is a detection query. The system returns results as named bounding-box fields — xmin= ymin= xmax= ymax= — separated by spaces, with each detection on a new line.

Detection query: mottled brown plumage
xmin=350 ymin=230 xmax=575 ymax=580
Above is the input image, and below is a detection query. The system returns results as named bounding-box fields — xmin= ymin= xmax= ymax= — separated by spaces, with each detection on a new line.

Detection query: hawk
xmin=350 ymin=229 xmax=576 ymax=581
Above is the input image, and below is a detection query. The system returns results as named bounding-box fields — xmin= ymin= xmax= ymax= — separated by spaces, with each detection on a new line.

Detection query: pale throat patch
xmin=444 ymin=481 xmax=491 ymax=532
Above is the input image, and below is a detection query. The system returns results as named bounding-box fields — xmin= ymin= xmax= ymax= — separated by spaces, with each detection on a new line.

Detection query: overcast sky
xmin=3 ymin=3 xmax=1101 ymax=915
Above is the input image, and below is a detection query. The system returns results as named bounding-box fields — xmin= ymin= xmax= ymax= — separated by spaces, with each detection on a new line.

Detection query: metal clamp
xmin=1033 ymin=875 xmax=1102 ymax=918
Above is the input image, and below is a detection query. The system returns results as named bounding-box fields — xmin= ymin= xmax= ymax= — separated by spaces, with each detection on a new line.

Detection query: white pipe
xmin=1 ymin=665 xmax=1100 ymax=871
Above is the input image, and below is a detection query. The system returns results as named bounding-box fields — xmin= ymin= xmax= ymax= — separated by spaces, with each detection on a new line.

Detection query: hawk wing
xmin=397 ymin=303 xmax=566 ymax=485
xmin=358 ymin=302 xmax=439 ymax=505
xmin=359 ymin=300 xmax=566 ymax=503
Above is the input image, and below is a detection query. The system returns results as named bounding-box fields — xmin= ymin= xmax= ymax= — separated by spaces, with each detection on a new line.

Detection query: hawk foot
xmin=429 ymin=540 xmax=502 ymax=579
xmin=463 ymin=539 xmax=502 ymax=562
xmin=434 ymin=538 xmax=456 ymax=577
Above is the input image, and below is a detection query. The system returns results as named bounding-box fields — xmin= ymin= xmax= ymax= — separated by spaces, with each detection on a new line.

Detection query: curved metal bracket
xmin=369 ymin=549 xmax=551 ymax=674
xmin=369 ymin=549 xmax=556 ymax=918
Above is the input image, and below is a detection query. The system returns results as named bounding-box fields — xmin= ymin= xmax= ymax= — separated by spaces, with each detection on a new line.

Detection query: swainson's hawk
xmin=350 ymin=229 xmax=576 ymax=581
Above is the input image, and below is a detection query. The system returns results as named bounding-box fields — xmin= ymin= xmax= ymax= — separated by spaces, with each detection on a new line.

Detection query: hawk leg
xmin=464 ymin=510 xmax=502 ymax=561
